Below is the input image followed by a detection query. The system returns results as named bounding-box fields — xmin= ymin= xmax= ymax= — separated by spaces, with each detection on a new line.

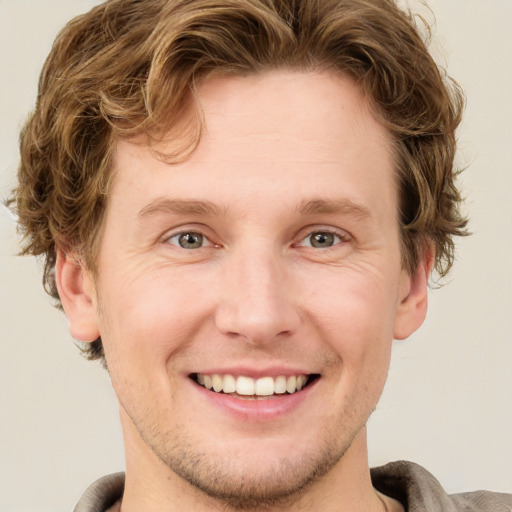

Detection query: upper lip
xmin=189 ymin=367 xmax=319 ymax=378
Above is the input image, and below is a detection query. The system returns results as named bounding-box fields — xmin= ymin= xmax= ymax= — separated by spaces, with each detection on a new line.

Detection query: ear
xmin=55 ymin=250 xmax=100 ymax=342
xmin=393 ymin=247 xmax=434 ymax=340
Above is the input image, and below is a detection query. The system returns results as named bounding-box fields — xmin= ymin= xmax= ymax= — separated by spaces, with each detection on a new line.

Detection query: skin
xmin=57 ymin=70 xmax=430 ymax=512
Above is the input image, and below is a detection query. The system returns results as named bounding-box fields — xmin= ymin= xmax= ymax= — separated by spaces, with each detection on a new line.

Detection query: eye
xmin=167 ymin=231 xmax=212 ymax=249
xmin=297 ymin=230 xmax=345 ymax=249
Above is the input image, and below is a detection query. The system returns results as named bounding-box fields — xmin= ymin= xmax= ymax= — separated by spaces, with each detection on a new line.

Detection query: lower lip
xmin=191 ymin=378 xmax=319 ymax=421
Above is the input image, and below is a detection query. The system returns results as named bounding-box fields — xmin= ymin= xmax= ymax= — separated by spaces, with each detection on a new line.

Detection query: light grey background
xmin=0 ymin=1 xmax=511 ymax=510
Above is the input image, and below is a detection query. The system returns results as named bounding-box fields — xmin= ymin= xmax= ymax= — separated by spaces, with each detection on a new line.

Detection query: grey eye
xmin=309 ymin=232 xmax=337 ymax=248
xmin=172 ymin=232 xmax=205 ymax=249
xmin=296 ymin=230 xmax=345 ymax=249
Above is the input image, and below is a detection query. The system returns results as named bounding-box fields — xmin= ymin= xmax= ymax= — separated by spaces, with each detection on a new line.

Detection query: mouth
xmin=190 ymin=373 xmax=320 ymax=400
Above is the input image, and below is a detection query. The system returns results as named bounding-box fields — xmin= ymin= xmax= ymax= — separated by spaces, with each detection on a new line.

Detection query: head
xmin=12 ymin=0 xmax=466 ymax=362
xmin=11 ymin=0 xmax=468 ymax=507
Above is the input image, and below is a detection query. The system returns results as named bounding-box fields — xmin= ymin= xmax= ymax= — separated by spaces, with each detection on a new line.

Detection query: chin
xmin=148 ymin=426 xmax=355 ymax=510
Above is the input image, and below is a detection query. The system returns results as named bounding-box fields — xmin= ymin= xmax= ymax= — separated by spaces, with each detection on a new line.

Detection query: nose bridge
xmin=215 ymin=239 xmax=300 ymax=343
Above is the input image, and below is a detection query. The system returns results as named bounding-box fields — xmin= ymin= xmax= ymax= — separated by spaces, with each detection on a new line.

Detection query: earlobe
xmin=55 ymin=250 xmax=100 ymax=342
xmin=393 ymin=248 xmax=434 ymax=340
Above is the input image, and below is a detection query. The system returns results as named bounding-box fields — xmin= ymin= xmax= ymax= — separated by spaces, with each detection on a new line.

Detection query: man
xmin=8 ymin=0 xmax=511 ymax=511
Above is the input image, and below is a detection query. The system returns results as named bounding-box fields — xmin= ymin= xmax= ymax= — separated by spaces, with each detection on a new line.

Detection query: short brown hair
xmin=10 ymin=0 xmax=468 ymax=361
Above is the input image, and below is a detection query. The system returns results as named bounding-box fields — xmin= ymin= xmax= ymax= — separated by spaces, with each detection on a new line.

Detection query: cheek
xmin=96 ymin=267 xmax=213 ymax=371
xmin=304 ymin=265 xmax=401 ymax=337
xmin=303 ymin=267 xmax=398 ymax=383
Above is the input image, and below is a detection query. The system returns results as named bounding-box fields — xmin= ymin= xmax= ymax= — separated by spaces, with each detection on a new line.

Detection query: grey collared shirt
xmin=74 ymin=461 xmax=512 ymax=512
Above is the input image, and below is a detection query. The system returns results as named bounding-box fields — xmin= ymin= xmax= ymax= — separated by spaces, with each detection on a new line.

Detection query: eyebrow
xmin=296 ymin=198 xmax=372 ymax=219
xmin=138 ymin=198 xmax=225 ymax=218
xmin=138 ymin=197 xmax=371 ymax=220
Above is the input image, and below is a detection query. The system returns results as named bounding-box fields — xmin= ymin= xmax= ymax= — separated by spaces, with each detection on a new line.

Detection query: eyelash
xmin=164 ymin=227 xmax=350 ymax=250
xmin=295 ymin=229 xmax=349 ymax=249
xmin=165 ymin=230 xmax=215 ymax=249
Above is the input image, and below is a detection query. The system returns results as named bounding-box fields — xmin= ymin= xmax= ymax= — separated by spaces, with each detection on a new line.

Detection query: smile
xmin=192 ymin=373 xmax=318 ymax=399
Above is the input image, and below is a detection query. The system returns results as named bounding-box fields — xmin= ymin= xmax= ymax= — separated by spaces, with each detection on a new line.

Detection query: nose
xmin=214 ymin=246 xmax=301 ymax=345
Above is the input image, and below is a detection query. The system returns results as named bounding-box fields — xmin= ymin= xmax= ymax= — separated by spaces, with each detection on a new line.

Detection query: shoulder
xmin=73 ymin=472 xmax=125 ymax=512
xmin=451 ymin=490 xmax=512 ymax=512
xmin=371 ymin=461 xmax=511 ymax=512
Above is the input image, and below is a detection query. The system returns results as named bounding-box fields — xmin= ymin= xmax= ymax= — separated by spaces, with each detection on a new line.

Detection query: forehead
xmin=195 ymin=70 xmax=389 ymax=163
xmin=110 ymin=70 xmax=396 ymax=221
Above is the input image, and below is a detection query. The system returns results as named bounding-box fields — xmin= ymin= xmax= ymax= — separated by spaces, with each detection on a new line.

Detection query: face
xmin=60 ymin=70 xmax=428 ymax=508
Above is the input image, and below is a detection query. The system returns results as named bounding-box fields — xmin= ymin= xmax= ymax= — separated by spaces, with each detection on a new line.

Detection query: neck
xmin=119 ymin=410 xmax=397 ymax=512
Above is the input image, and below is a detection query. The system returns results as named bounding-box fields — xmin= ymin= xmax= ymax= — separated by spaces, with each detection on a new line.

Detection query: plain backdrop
xmin=0 ymin=1 xmax=511 ymax=510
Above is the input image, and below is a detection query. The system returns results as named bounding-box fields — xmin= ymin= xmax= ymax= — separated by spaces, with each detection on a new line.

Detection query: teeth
xmin=274 ymin=375 xmax=287 ymax=394
xmin=236 ymin=376 xmax=255 ymax=396
xmin=286 ymin=375 xmax=296 ymax=393
xmin=223 ymin=374 xmax=236 ymax=393
xmin=195 ymin=373 xmax=311 ymax=396
xmin=254 ymin=376 xmax=274 ymax=396
xmin=212 ymin=374 xmax=223 ymax=392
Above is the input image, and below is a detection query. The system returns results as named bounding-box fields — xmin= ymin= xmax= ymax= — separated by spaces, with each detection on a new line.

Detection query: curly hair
xmin=9 ymin=0 xmax=468 ymax=361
